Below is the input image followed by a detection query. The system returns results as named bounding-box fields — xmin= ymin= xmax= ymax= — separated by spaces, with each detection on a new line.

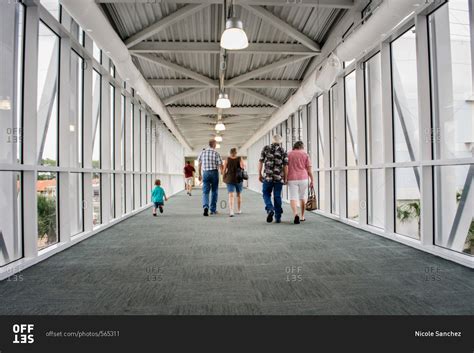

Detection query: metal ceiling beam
xmin=129 ymin=42 xmax=318 ymax=55
xmin=124 ymin=4 xmax=208 ymax=48
xmin=96 ymin=0 xmax=354 ymax=9
xmin=168 ymin=107 xmax=276 ymax=115
xmin=149 ymin=79 xmax=301 ymax=88
xmin=133 ymin=53 xmax=215 ymax=86
xmin=163 ymin=87 xmax=208 ymax=105
xmin=241 ymin=4 xmax=321 ymax=52
xmin=226 ymin=55 xmax=313 ymax=87
xmin=234 ymin=87 xmax=281 ymax=107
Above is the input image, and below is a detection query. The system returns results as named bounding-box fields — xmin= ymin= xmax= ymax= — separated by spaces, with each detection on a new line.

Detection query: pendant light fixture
xmin=215 ymin=135 xmax=223 ymax=142
xmin=216 ymin=92 xmax=231 ymax=109
xmin=215 ymin=121 xmax=226 ymax=131
xmin=220 ymin=0 xmax=248 ymax=50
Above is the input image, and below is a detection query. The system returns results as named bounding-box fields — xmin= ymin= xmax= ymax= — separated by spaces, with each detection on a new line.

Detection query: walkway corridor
xmin=1 ymin=189 xmax=473 ymax=315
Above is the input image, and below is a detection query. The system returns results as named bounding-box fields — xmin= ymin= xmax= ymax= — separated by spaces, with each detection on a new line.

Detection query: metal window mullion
xmin=22 ymin=4 xmax=39 ymax=259
xmin=113 ymin=86 xmax=123 ymax=216
xmin=356 ymin=63 xmax=368 ymax=226
xmin=58 ymin=35 xmax=71 ymax=243
xmin=381 ymin=41 xmax=395 ymax=234
xmin=335 ymin=78 xmax=346 ymax=219
xmin=322 ymin=91 xmax=331 ymax=214
xmin=416 ymin=14 xmax=434 ymax=246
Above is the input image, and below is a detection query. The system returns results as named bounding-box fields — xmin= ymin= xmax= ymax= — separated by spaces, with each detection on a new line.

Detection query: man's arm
xmin=283 ymin=165 xmax=289 ymax=184
xmin=198 ymin=162 xmax=202 ymax=181
xmin=258 ymin=161 xmax=264 ymax=183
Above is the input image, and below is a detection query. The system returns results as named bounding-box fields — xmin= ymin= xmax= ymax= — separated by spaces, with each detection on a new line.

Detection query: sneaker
xmin=203 ymin=208 xmax=209 ymax=217
xmin=153 ymin=213 xmax=157 ymax=217
xmin=211 ymin=211 xmax=218 ymax=215
xmin=159 ymin=206 xmax=163 ymax=214
xmin=275 ymin=217 xmax=281 ymax=224
xmin=294 ymin=215 xmax=300 ymax=224
xmin=229 ymin=210 xmax=234 ymax=217
xmin=237 ymin=209 xmax=242 ymax=215
xmin=266 ymin=211 xmax=274 ymax=223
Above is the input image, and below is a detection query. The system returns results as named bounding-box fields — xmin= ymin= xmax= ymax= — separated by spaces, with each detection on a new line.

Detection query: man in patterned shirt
xmin=258 ymin=134 xmax=288 ymax=223
xmin=198 ymin=139 xmax=224 ymax=216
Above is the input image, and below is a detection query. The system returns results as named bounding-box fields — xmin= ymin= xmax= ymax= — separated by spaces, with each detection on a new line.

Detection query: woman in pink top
xmin=285 ymin=141 xmax=314 ymax=224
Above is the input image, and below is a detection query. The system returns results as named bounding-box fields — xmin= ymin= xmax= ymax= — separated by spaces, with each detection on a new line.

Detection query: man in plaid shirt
xmin=198 ymin=139 xmax=224 ymax=216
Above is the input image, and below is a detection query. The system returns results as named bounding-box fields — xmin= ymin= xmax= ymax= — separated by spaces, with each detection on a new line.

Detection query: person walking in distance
xmin=223 ymin=148 xmax=245 ymax=217
xmin=287 ymin=141 xmax=314 ymax=224
xmin=183 ymin=161 xmax=196 ymax=196
xmin=258 ymin=134 xmax=288 ymax=223
xmin=198 ymin=139 xmax=223 ymax=216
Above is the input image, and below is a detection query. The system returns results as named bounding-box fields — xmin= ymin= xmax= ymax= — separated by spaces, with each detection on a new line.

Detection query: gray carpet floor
xmin=1 ymin=189 xmax=473 ymax=315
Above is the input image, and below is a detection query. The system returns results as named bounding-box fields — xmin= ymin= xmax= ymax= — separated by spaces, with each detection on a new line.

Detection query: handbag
xmin=305 ymin=184 xmax=317 ymax=211
xmin=237 ymin=168 xmax=249 ymax=182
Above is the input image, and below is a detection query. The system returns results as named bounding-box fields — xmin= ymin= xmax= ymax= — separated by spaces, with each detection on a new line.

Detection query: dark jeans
xmin=202 ymin=170 xmax=219 ymax=213
xmin=262 ymin=181 xmax=283 ymax=219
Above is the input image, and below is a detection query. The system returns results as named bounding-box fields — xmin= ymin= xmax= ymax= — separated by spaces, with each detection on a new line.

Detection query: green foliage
xmin=37 ymin=194 xmax=56 ymax=239
xmin=396 ymin=200 xmax=420 ymax=223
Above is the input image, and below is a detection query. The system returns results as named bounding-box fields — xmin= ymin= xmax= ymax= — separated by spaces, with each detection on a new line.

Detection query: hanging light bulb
xmin=0 ymin=96 xmax=12 ymax=110
xmin=215 ymin=135 xmax=223 ymax=142
xmin=216 ymin=92 xmax=231 ymax=109
xmin=215 ymin=121 xmax=226 ymax=131
xmin=220 ymin=1 xmax=248 ymax=50
xmin=216 ymin=143 xmax=221 ymax=149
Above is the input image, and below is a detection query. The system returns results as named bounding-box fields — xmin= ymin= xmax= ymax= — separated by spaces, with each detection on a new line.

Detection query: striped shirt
xmin=198 ymin=147 xmax=223 ymax=171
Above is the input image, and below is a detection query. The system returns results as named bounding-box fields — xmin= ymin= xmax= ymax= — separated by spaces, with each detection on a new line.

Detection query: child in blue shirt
xmin=151 ymin=179 xmax=168 ymax=216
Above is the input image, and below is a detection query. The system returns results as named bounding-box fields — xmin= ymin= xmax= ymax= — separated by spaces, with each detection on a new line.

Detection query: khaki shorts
xmin=185 ymin=177 xmax=193 ymax=186
xmin=288 ymin=180 xmax=308 ymax=201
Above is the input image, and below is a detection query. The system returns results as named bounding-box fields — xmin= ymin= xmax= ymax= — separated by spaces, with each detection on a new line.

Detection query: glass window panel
xmin=365 ymin=53 xmax=384 ymax=164
xmin=345 ymin=71 xmax=358 ymax=166
xmin=317 ymin=95 xmax=325 ymax=169
xmin=110 ymin=173 xmax=115 ymax=220
xmin=0 ymin=171 xmax=22 ymax=266
xmin=347 ymin=170 xmax=359 ymax=221
xmin=121 ymin=95 xmax=125 ymax=170
xmin=92 ymin=70 xmax=101 ymax=168
xmin=37 ymin=172 xmax=58 ymax=250
xmin=429 ymin=1 xmax=474 ymax=160
xmin=368 ymin=169 xmax=385 ymax=228
xmin=37 ymin=23 xmax=59 ymax=166
xmin=70 ymin=51 xmax=83 ymax=167
xmin=395 ymin=167 xmax=421 ymax=239
xmin=392 ymin=27 xmax=420 ymax=163
xmin=40 ymin=0 xmax=60 ymax=20
xmin=92 ymin=172 xmax=101 ymax=227
xmin=330 ymin=86 xmax=338 ymax=167
xmin=434 ymin=164 xmax=473 ymax=255
xmin=120 ymin=174 xmax=125 ymax=216
xmin=318 ymin=171 xmax=325 ymax=210
xmin=331 ymin=171 xmax=340 ymax=215
xmin=0 ymin=3 xmax=24 ymax=165
xmin=69 ymin=173 xmax=83 ymax=236
xmin=93 ymin=42 xmax=101 ymax=64
xmin=110 ymin=84 xmax=115 ymax=169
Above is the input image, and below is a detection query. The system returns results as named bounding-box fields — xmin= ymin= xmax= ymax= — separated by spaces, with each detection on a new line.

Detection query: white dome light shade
xmin=220 ymin=17 xmax=249 ymax=50
xmin=216 ymin=92 xmax=231 ymax=109
xmin=215 ymin=135 xmax=223 ymax=142
xmin=216 ymin=143 xmax=221 ymax=149
xmin=215 ymin=122 xmax=226 ymax=131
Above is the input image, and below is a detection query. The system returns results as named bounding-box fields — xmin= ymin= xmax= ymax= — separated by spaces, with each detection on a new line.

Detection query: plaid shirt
xmin=198 ymin=147 xmax=223 ymax=171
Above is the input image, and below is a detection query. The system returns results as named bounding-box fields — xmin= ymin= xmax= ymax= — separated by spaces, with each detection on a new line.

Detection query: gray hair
xmin=272 ymin=134 xmax=282 ymax=144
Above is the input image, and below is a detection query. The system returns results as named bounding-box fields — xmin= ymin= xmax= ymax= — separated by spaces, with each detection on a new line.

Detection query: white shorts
xmin=185 ymin=177 xmax=193 ymax=186
xmin=288 ymin=180 xmax=308 ymax=201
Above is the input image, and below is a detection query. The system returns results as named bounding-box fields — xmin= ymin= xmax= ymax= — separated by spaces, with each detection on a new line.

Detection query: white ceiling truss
xmin=101 ymin=0 xmax=350 ymax=152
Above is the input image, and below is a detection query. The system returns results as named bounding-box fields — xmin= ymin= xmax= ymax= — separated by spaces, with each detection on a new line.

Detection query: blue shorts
xmin=153 ymin=202 xmax=164 ymax=207
xmin=226 ymin=183 xmax=243 ymax=194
